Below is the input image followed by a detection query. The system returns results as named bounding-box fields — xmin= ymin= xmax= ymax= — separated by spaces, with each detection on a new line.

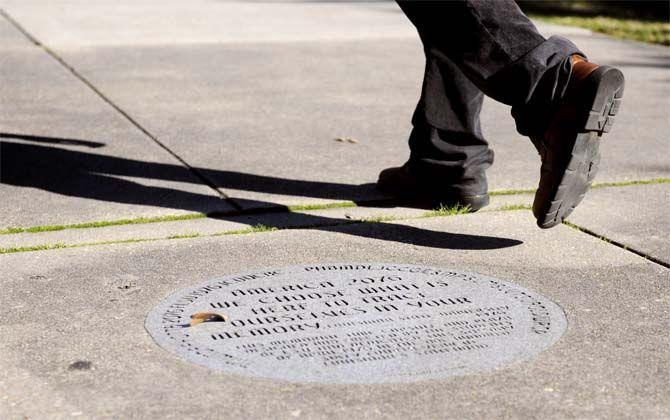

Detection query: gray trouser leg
xmin=397 ymin=0 xmax=585 ymax=191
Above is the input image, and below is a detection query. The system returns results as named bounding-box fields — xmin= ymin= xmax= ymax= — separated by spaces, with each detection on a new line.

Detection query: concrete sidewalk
xmin=1 ymin=1 xmax=668 ymax=419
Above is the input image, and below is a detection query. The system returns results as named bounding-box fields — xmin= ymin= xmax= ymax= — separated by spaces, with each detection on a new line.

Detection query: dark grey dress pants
xmin=397 ymin=0 xmax=584 ymax=195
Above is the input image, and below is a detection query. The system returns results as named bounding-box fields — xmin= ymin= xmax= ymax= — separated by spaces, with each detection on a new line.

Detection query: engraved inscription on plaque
xmin=145 ymin=264 xmax=567 ymax=383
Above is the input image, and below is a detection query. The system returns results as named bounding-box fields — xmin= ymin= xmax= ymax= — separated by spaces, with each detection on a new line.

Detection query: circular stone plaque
xmin=146 ymin=264 xmax=566 ymax=383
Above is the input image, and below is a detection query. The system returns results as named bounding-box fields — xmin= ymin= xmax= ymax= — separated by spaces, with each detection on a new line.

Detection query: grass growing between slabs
xmin=0 ymin=204 xmax=480 ymax=255
xmin=487 ymin=178 xmax=670 ymax=198
xmin=422 ymin=204 xmax=473 ymax=218
xmin=495 ymin=204 xmax=532 ymax=212
xmin=1 ymin=178 xmax=667 ymax=241
xmin=532 ymin=14 xmax=670 ymax=46
xmin=0 ymin=224 xmax=279 ymax=254
xmin=0 ymin=213 xmax=207 ymax=235
xmin=287 ymin=202 xmax=357 ymax=212
xmin=215 ymin=224 xmax=279 ymax=236
xmin=0 ymin=195 xmax=652 ymax=255
xmin=591 ymin=178 xmax=670 ymax=189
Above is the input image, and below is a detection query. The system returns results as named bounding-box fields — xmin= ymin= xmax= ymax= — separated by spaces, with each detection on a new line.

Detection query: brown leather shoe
xmin=532 ymin=55 xmax=624 ymax=229
xmin=377 ymin=163 xmax=489 ymax=212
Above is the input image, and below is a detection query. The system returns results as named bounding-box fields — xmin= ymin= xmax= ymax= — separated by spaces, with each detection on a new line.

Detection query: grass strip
xmin=422 ymin=204 xmax=472 ymax=218
xmin=494 ymin=204 xmax=532 ymax=211
xmin=2 ymin=178 xmax=667 ymax=237
xmin=0 ymin=243 xmax=68 ymax=254
xmin=287 ymin=202 xmax=357 ymax=212
xmin=0 ymin=213 xmax=206 ymax=235
xmin=361 ymin=215 xmax=402 ymax=223
xmin=488 ymin=178 xmax=670 ymax=197
xmin=0 ymin=201 xmax=583 ymax=255
xmin=532 ymin=14 xmax=670 ymax=46
xmin=489 ymin=188 xmax=536 ymax=196
xmin=0 ymin=224 xmax=279 ymax=254
xmin=591 ymin=178 xmax=670 ymax=189
xmin=213 ymin=224 xmax=278 ymax=236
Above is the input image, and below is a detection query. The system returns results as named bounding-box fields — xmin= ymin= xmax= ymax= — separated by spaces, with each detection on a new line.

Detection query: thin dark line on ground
xmin=563 ymin=221 xmax=670 ymax=269
xmin=0 ymin=9 xmax=241 ymax=210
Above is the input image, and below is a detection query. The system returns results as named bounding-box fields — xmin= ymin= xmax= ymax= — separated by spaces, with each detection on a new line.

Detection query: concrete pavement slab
xmin=567 ymin=182 xmax=670 ymax=265
xmin=0 ymin=212 xmax=668 ymax=419
xmin=0 ymin=0 xmax=417 ymax=47
xmin=32 ymin=35 xmax=667 ymax=209
xmin=0 ymin=14 xmax=661 ymax=209
xmin=0 ymin=0 xmax=593 ymax=48
xmin=2 ymin=2 xmax=666 ymax=211
xmin=0 ymin=19 xmax=234 ymax=229
xmin=41 ymin=39 xmax=425 ymax=208
xmin=0 ymin=3 xmax=666 ymax=418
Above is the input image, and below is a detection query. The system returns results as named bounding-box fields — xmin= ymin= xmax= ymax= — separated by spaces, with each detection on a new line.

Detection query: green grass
xmin=361 ymin=215 xmax=401 ymax=223
xmin=213 ymin=224 xmax=278 ymax=236
xmin=0 ymin=176 xmax=663 ymax=254
xmin=0 ymin=213 xmax=206 ymax=235
xmin=166 ymin=233 xmax=201 ymax=240
xmin=287 ymin=202 xmax=357 ymax=212
xmin=488 ymin=178 xmax=670 ymax=198
xmin=1 ymin=177 xmax=667 ymax=243
xmin=532 ymin=14 xmax=670 ymax=45
xmin=422 ymin=203 xmax=472 ymax=218
xmin=0 ymin=243 xmax=68 ymax=254
xmin=496 ymin=204 xmax=533 ymax=211
xmin=0 ymin=238 xmax=152 ymax=254
xmin=592 ymin=178 xmax=670 ymax=189
xmin=0 ymin=225 xmax=279 ymax=254
xmin=489 ymin=188 xmax=536 ymax=196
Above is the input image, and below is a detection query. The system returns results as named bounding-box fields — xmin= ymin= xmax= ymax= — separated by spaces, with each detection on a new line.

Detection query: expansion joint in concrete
xmin=563 ymin=221 xmax=670 ymax=269
xmin=0 ymin=8 xmax=241 ymax=210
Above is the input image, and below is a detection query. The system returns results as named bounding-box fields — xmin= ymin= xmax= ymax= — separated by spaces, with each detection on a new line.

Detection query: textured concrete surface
xmin=0 ymin=1 xmax=666 ymax=210
xmin=0 ymin=1 xmax=668 ymax=418
xmin=0 ymin=0 xmax=591 ymax=47
xmin=0 ymin=19 xmax=233 ymax=229
xmin=0 ymin=0 xmax=417 ymax=46
xmin=18 ymin=34 xmax=668 ymax=208
xmin=567 ymin=183 xmax=670 ymax=264
xmin=38 ymin=39 xmax=424 ymax=207
xmin=1 ymin=213 xmax=668 ymax=419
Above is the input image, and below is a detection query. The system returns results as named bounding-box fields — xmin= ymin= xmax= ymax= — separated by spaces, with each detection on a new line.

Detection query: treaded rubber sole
xmin=536 ymin=66 xmax=625 ymax=229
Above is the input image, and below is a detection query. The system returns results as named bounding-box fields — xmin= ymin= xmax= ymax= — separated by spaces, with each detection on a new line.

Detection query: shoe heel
xmin=583 ymin=67 xmax=625 ymax=134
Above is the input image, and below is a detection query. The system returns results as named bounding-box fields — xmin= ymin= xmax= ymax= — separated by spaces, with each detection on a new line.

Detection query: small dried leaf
xmin=190 ymin=312 xmax=227 ymax=326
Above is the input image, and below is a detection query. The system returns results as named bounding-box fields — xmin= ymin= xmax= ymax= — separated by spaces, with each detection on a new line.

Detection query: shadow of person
xmin=0 ymin=134 xmax=523 ymax=250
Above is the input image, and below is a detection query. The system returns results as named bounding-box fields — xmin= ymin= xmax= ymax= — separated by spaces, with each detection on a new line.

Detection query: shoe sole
xmin=536 ymin=66 xmax=625 ymax=229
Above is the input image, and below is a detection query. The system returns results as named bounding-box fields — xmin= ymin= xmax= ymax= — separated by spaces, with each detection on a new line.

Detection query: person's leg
xmin=378 ymin=43 xmax=493 ymax=210
xmin=396 ymin=0 xmax=582 ymax=136
xmin=410 ymin=46 xmax=494 ymax=191
xmin=393 ymin=0 xmax=624 ymax=228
